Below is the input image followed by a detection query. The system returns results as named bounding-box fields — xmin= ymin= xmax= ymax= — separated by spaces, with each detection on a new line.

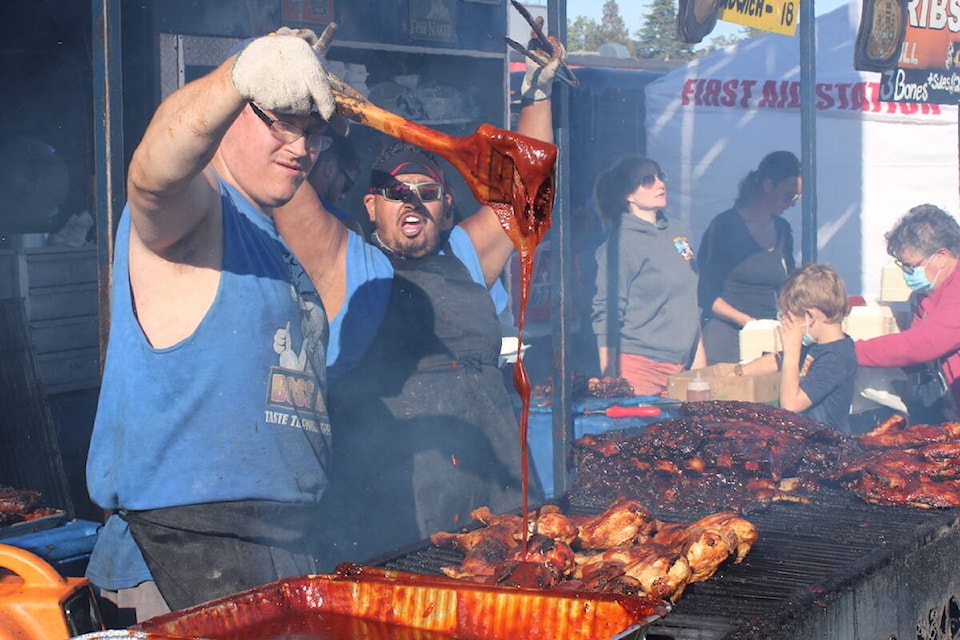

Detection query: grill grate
xmin=0 ymin=299 xmax=73 ymax=518
xmin=374 ymin=487 xmax=960 ymax=639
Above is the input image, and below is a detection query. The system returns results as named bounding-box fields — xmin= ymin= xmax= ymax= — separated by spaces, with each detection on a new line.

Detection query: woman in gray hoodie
xmin=592 ymin=155 xmax=706 ymax=396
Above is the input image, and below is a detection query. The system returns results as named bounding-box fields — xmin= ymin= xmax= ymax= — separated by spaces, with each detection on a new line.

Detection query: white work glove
xmin=231 ymin=27 xmax=336 ymax=119
xmin=520 ymin=36 xmax=566 ymax=102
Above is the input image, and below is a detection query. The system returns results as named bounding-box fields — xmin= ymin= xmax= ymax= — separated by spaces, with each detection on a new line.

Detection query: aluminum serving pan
xmin=136 ymin=563 xmax=670 ymax=640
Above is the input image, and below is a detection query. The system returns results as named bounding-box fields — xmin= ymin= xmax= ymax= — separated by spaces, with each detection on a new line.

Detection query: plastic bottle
xmin=686 ymin=371 xmax=712 ymax=401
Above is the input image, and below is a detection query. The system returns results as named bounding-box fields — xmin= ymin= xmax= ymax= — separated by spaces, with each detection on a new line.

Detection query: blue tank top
xmin=86 ymin=178 xmax=331 ymax=589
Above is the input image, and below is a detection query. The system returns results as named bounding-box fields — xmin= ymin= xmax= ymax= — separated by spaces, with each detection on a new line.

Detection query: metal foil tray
xmin=136 ymin=564 xmax=669 ymax=640
xmin=0 ymin=511 xmax=66 ymax=540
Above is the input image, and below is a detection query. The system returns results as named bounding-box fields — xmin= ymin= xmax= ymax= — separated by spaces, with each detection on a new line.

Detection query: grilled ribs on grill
xmin=859 ymin=412 xmax=960 ymax=448
xmin=568 ymin=401 xmax=960 ymax=512
xmin=0 ymin=486 xmax=45 ymax=526
xmin=839 ymin=414 xmax=960 ymax=508
xmin=532 ymin=374 xmax=635 ymax=404
xmin=431 ymin=498 xmax=757 ymax=602
xmin=569 ymin=400 xmax=862 ymax=515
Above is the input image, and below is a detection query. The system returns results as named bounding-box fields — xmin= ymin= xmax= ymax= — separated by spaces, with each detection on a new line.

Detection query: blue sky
xmin=565 ymin=0 xmax=851 ymax=41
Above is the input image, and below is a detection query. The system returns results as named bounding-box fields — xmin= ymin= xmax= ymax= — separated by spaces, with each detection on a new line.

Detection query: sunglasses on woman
xmin=638 ymin=171 xmax=668 ymax=189
xmin=377 ymin=181 xmax=444 ymax=202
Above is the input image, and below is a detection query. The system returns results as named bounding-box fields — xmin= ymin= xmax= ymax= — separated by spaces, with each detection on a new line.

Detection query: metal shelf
xmin=331 ymin=39 xmax=505 ymax=59
xmin=160 ymin=33 xmax=505 ymax=100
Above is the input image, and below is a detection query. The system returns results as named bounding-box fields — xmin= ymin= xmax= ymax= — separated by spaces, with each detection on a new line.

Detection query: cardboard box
xmin=879 ymin=261 xmax=911 ymax=302
xmin=667 ymin=363 xmax=780 ymax=404
xmin=739 ymin=319 xmax=781 ymax=362
xmin=842 ymin=304 xmax=899 ymax=341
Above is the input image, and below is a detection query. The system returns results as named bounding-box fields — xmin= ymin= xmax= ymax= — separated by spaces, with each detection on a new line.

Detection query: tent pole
xmin=93 ymin=0 xmax=124 ymax=369
xmin=800 ymin=0 xmax=817 ymax=265
xmin=549 ymin=0 xmax=575 ymax=498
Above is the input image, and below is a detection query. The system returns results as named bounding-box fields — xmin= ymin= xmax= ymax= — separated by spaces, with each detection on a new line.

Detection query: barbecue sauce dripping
xmin=484 ymin=131 xmax=556 ymax=555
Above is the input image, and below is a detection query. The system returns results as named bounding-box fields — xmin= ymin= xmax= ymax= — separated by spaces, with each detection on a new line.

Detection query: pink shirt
xmin=855 ymin=264 xmax=960 ymax=404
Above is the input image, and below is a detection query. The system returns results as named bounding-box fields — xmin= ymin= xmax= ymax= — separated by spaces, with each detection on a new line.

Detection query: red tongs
xmin=581 ymin=405 xmax=663 ymax=418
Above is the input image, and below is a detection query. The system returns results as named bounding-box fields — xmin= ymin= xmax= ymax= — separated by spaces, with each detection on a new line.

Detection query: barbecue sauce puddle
xmin=212 ymin=611 xmax=463 ymax=640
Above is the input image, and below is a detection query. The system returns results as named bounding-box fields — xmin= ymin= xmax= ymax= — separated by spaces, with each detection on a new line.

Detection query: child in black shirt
xmin=736 ymin=263 xmax=858 ymax=431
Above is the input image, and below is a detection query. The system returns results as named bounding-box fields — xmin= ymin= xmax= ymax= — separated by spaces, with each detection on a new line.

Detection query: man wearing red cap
xmin=276 ymin=40 xmax=564 ymax=566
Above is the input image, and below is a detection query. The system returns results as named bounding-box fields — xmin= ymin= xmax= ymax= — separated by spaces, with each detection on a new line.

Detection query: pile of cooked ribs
xmin=837 ymin=414 xmax=960 ymax=508
xmin=568 ymin=400 xmax=960 ymax=512
xmin=532 ymin=374 xmax=635 ymax=404
xmin=431 ymin=497 xmax=757 ymax=602
xmin=569 ymin=400 xmax=863 ymax=515
xmin=431 ymin=403 xmax=960 ymax=600
xmin=0 ymin=486 xmax=57 ymax=526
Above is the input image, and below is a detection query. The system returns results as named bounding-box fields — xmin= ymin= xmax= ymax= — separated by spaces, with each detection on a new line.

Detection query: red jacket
xmin=856 ymin=263 xmax=960 ymax=407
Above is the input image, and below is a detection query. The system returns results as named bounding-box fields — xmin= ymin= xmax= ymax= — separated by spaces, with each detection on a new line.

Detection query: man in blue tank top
xmin=85 ymin=28 xmax=342 ymax=624
xmin=273 ymin=39 xmax=565 ymax=567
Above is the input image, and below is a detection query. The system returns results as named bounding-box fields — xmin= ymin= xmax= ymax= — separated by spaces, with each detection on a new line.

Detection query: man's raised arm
xmin=461 ymin=39 xmax=563 ymax=287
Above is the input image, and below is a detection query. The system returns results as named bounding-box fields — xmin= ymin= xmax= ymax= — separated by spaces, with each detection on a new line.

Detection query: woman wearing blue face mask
xmin=856 ymin=204 xmax=960 ymax=422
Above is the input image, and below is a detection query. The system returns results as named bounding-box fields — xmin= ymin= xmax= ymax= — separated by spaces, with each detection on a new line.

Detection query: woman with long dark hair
xmin=591 ymin=155 xmax=705 ymax=396
xmin=698 ymin=150 xmax=801 ymax=365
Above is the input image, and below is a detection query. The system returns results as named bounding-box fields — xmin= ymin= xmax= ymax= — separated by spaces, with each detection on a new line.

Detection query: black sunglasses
xmin=377 ymin=181 xmax=444 ymax=203
xmin=639 ymin=171 xmax=668 ymax=189
xmin=248 ymin=102 xmax=332 ymax=152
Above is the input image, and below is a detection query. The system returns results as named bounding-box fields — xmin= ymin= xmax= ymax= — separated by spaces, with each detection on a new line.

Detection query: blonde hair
xmin=777 ymin=263 xmax=849 ymax=324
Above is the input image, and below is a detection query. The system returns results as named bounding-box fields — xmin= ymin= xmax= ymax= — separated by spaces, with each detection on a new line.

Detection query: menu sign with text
xmin=717 ymin=0 xmax=799 ymax=36
xmin=880 ymin=0 xmax=960 ymax=103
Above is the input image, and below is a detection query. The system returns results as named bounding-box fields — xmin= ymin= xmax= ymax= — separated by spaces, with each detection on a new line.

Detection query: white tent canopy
xmin=644 ymin=1 xmax=959 ymax=300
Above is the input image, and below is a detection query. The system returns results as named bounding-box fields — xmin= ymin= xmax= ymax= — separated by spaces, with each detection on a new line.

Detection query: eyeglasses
xmin=895 ymin=252 xmax=934 ymax=275
xmin=377 ymin=181 xmax=444 ymax=203
xmin=639 ymin=171 xmax=668 ymax=189
xmin=248 ymin=103 xmax=332 ymax=152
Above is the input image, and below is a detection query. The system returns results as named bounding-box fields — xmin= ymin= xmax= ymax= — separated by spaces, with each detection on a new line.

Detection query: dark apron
xmin=319 ymin=248 xmax=541 ymax=569
xmin=122 ymin=501 xmax=318 ymax=610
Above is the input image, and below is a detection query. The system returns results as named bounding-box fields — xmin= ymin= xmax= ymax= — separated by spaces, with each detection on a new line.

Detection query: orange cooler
xmin=0 ymin=543 xmax=102 ymax=639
